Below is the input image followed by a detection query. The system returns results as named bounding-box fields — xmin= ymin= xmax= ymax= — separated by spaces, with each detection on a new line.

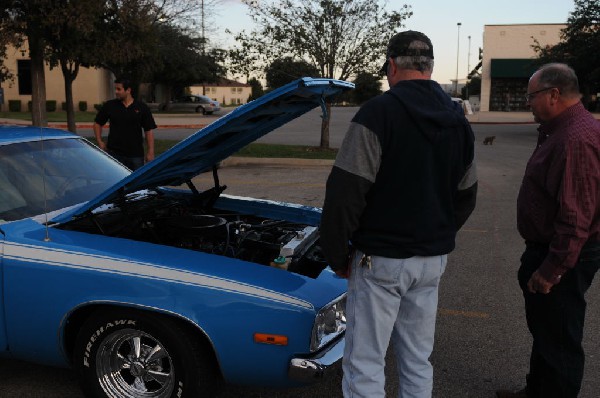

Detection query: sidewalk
xmin=465 ymin=111 xmax=535 ymax=124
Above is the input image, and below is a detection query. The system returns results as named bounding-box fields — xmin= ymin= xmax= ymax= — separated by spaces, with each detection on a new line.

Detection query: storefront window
xmin=490 ymin=78 xmax=528 ymax=111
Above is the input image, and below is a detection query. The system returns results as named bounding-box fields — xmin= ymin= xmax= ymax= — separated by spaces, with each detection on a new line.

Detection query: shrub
xmin=46 ymin=100 xmax=57 ymax=112
xmin=94 ymin=103 xmax=103 ymax=111
xmin=27 ymin=101 xmax=32 ymax=111
xmin=8 ymin=100 xmax=21 ymax=112
xmin=78 ymin=101 xmax=88 ymax=112
xmin=61 ymin=102 xmax=67 ymax=111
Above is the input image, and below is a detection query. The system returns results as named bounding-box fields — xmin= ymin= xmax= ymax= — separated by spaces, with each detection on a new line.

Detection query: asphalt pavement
xmin=0 ymin=110 xmax=599 ymax=397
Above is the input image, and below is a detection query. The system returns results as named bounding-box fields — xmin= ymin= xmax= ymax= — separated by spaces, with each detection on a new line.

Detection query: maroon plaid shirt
xmin=517 ymin=102 xmax=600 ymax=283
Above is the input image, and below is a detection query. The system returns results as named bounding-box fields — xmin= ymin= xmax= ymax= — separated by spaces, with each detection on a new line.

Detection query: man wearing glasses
xmin=497 ymin=63 xmax=600 ymax=398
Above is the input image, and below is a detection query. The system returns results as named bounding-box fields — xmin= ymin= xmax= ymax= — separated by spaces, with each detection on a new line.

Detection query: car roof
xmin=0 ymin=125 xmax=78 ymax=145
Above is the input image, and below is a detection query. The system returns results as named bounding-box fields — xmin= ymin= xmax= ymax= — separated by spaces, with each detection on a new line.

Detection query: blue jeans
xmin=342 ymin=251 xmax=447 ymax=398
xmin=108 ymin=150 xmax=144 ymax=171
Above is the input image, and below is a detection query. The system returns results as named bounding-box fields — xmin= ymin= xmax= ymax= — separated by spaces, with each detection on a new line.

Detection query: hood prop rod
xmin=186 ymin=180 xmax=200 ymax=195
xmin=212 ymin=164 xmax=220 ymax=189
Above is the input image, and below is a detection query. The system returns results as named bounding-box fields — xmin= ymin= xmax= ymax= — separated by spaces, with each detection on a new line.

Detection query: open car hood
xmin=52 ymin=77 xmax=354 ymax=223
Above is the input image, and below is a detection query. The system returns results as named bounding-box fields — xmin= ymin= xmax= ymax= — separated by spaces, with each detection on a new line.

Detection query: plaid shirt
xmin=517 ymin=102 xmax=600 ymax=283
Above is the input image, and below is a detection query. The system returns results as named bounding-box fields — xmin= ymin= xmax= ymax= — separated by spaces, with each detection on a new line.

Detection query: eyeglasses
xmin=524 ymin=87 xmax=558 ymax=102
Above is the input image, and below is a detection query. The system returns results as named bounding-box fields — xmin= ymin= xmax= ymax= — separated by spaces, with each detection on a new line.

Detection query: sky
xmin=212 ymin=0 xmax=576 ymax=85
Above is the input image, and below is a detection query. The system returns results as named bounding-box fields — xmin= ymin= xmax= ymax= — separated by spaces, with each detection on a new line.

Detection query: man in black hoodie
xmin=320 ymin=31 xmax=477 ymax=398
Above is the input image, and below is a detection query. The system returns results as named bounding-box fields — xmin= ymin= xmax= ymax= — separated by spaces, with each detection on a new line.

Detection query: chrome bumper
xmin=288 ymin=336 xmax=344 ymax=383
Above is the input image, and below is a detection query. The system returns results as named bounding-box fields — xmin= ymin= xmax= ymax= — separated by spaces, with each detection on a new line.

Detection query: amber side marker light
xmin=254 ymin=333 xmax=288 ymax=346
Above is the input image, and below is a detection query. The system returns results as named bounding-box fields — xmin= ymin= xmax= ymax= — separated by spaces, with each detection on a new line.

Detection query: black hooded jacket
xmin=320 ymin=79 xmax=477 ymax=272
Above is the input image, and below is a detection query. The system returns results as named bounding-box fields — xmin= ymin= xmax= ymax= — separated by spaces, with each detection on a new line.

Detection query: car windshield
xmin=0 ymin=138 xmax=131 ymax=222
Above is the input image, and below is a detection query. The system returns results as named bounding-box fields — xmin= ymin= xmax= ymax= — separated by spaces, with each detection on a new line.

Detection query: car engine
xmin=58 ymin=189 xmax=328 ymax=278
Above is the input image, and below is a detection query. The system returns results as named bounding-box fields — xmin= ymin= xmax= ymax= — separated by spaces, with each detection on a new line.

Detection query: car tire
xmin=195 ymin=106 xmax=203 ymax=114
xmin=73 ymin=308 xmax=220 ymax=398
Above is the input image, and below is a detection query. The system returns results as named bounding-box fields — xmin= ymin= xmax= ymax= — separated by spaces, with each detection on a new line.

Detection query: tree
xmin=150 ymin=24 xmax=225 ymax=107
xmin=265 ymin=57 xmax=319 ymax=90
xmin=0 ymin=28 xmax=16 ymax=85
xmin=352 ymin=73 xmax=382 ymax=105
xmin=0 ymin=44 xmax=15 ymax=86
xmin=44 ymin=1 xmax=106 ymax=132
xmin=231 ymin=0 xmax=412 ymax=148
xmin=533 ymin=0 xmax=600 ymax=102
xmin=0 ymin=1 xmax=52 ymax=126
xmin=247 ymin=77 xmax=264 ymax=101
xmin=0 ymin=0 xmax=209 ymax=129
xmin=461 ymin=76 xmax=481 ymax=99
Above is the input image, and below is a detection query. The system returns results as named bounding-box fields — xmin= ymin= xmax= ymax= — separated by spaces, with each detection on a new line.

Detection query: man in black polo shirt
xmin=94 ymin=77 xmax=157 ymax=171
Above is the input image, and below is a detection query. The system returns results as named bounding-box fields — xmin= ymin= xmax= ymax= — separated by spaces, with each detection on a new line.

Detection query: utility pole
xmin=466 ymin=35 xmax=471 ymax=99
xmin=201 ymin=0 xmax=205 ymax=56
xmin=455 ymin=22 xmax=461 ymax=97
xmin=201 ymin=0 xmax=206 ymax=95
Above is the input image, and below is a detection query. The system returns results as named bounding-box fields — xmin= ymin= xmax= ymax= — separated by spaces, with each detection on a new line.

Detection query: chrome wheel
xmin=96 ymin=328 xmax=174 ymax=398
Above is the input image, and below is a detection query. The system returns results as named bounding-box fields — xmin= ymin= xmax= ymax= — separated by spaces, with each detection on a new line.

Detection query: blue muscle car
xmin=0 ymin=78 xmax=353 ymax=398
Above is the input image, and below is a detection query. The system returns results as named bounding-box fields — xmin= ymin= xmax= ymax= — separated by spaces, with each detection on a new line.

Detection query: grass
xmin=154 ymin=140 xmax=338 ymax=159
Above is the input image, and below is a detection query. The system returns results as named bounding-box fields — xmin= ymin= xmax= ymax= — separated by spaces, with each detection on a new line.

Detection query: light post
xmin=466 ymin=35 xmax=471 ymax=99
xmin=467 ymin=35 xmax=472 ymax=75
xmin=455 ymin=22 xmax=461 ymax=96
xmin=201 ymin=0 xmax=205 ymax=56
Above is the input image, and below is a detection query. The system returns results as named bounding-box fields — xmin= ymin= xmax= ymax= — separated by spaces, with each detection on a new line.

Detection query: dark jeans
xmin=108 ymin=150 xmax=144 ymax=171
xmin=518 ymin=241 xmax=600 ymax=398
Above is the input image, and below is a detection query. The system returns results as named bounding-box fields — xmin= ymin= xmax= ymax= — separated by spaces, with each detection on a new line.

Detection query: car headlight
xmin=310 ymin=294 xmax=346 ymax=352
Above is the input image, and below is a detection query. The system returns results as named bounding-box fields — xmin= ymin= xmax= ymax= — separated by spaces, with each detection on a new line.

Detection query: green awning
xmin=490 ymin=59 xmax=538 ymax=78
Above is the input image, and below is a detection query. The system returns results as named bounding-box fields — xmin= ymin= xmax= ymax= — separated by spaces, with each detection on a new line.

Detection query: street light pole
xmin=467 ymin=35 xmax=472 ymax=74
xmin=455 ymin=22 xmax=461 ymax=96
xmin=466 ymin=35 xmax=471 ymax=99
xmin=201 ymin=0 xmax=205 ymax=56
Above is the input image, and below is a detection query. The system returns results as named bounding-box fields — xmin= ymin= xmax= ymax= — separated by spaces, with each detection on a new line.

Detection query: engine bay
xmin=58 ymin=188 xmax=328 ymax=278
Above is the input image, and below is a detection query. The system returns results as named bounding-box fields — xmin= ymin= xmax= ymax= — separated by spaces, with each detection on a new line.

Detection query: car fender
xmin=1 ymin=221 xmax=338 ymax=385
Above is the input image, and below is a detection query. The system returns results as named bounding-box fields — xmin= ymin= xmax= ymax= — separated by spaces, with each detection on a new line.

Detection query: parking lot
xmin=0 ymin=121 xmax=598 ymax=397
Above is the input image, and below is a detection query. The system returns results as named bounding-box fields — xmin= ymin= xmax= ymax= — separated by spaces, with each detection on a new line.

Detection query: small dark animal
xmin=483 ymin=136 xmax=496 ymax=145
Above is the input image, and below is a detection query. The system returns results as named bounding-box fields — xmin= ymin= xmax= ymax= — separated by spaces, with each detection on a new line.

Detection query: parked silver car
xmin=162 ymin=94 xmax=221 ymax=114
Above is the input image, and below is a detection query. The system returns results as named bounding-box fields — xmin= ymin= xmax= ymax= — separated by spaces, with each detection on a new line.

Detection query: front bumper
xmin=288 ymin=335 xmax=344 ymax=383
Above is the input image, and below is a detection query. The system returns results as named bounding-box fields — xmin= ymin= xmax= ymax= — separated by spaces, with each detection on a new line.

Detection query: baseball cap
xmin=379 ymin=30 xmax=434 ymax=75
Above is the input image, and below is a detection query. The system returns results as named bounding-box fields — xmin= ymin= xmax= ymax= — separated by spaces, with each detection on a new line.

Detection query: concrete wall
xmin=481 ymin=24 xmax=564 ymax=111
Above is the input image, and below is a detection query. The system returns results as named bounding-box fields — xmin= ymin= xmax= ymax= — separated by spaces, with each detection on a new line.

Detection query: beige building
xmin=0 ymin=44 xmax=113 ymax=112
xmin=480 ymin=24 xmax=564 ymax=112
xmin=190 ymin=78 xmax=252 ymax=106
xmin=1 ymin=44 xmax=251 ymax=111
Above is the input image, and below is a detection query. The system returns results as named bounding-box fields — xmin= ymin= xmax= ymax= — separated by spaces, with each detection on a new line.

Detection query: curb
xmin=468 ymin=121 xmax=536 ymax=125
xmin=221 ymin=157 xmax=334 ymax=168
